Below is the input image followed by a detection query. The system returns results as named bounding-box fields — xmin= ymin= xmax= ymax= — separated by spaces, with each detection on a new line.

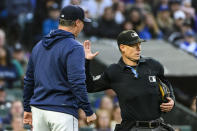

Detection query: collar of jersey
xmin=118 ymin=56 xmax=146 ymax=70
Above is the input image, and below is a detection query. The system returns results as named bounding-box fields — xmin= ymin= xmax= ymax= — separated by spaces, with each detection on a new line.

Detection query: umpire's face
xmin=120 ymin=42 xmax=141 ymax=61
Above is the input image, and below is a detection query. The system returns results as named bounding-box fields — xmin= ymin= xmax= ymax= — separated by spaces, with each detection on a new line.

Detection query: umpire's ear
xmin=119 ymin=44 xmax=125 ymax=54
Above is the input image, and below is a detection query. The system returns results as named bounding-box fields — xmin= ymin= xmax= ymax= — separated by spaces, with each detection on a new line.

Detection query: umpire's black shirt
xmin=85 ymin=57 xmax=175 ymax=122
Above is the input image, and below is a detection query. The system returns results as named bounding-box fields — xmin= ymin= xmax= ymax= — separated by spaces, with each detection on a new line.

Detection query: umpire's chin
xmin=135 ymin=54 xmax=141 ymax=60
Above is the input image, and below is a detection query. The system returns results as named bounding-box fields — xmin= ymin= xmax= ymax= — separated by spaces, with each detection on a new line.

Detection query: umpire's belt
xmin=135 ymin=120 xmax=161 ymax=128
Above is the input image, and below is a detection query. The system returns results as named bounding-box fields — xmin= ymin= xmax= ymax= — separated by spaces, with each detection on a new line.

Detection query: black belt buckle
xmin=136 ymin=121 xmax=157 ymax=128
xmin=149 ymin=121 xmax=154 ymax=128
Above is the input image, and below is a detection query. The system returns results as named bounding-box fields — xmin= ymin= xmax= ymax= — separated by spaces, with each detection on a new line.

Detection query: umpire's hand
xmin=160 ymin=97 xmax=175 ymax=112
xmin=83 ymin=40 xmax=99 ymax=60
xmin=87 ymin=113 xmax=97 ymax=125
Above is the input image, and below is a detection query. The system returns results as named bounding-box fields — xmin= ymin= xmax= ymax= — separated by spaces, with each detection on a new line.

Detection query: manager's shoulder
xmin=31 ymin=40 xmax=42 ymax=52
xmin=59 ymin=39 xmax=83 ymax=53
xmin=65 ymin=38 xmax=82 ymax=47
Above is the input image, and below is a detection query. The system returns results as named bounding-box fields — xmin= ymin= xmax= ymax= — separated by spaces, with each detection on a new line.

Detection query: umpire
xmin=83 ymin=30 xmax=175 ymax=131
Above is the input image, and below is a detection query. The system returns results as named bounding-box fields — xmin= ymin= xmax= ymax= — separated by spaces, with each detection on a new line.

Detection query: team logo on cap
xmin=131 ymin=32 xmax=138 ymax=37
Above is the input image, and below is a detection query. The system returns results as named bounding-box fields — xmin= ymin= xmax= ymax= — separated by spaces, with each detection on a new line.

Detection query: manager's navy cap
xmin=60 ymin=5 xmax=91 ymax=23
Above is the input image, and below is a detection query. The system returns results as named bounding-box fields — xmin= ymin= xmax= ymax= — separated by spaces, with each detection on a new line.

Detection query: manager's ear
xmin=75 ymin=19 xmax=82 ymax=27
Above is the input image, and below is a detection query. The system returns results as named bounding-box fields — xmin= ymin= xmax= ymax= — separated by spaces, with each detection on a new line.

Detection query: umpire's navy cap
xmin=117 ymin=30 xmax=145 ymax=46
xmin=60 ymin=5 xmax=91 ymax=23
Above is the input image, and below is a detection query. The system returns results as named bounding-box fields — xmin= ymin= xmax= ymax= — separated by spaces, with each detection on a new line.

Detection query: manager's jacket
xmin=23 ymin=29 xmax=93 ymax=119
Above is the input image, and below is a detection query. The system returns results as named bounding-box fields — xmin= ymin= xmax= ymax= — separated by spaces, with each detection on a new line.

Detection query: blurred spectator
xmin=112 ymin=1 xmax=125 ymax=24
xmin=31 ymin=0 xmax=61 ymax=46
xmin=0 ymin=86 xmax=11 ymax=110
xmin=179 ymin=30 xmax=197 ymax=57
xmin=99 ymin=96 xmax=114 ymax=114
xmin=126 ymin=7 xmax=144 ymax=32
xmin=95 ymin=89 xmax=118 ymax=109
xmin=6 ymin=22 xmax=21 ymax=47
xmin=160 ymin=0 xmax=169 ymax=7
xmin=105 ymin=89 xmax=118 ymax=104
xmin=190 ymin=96 xmax=196 ymax=112
xmin=97 ymin=7 xmax=121 ymax=38
xmin=111 ymin=0 xmax=119 ymax=4
xmin=131 ymin=0 xmax=151 ymax=13
xmin=12 ymin=43 xmax=27 ymax=77
xmin=85 ymin=0 xmax=113 ymax=19
xmin=110 ymin=105 xmax=122 ymax=131
xmin=122 ymin=21 xmax=134 ymax=30
xmin=0 ymin=29 xmax=6 ymax=48
xmin=0 ymin=0 xmax=8 ymax=28
xmin=181 ymin=0 xmax=195 ymax=19
xmin=42 ymin=3 xmax=60 ymax=36
xmin=2 ymin=100 xmax=23 ymax=125
xmin=83 ymin=7 xmax=100 ymax=37
xmin=169 ymin=0 xmax=181 ymax=15
xmin=0 ymin=80 xmax=5 ymax=90
xmin=78 ymin=109 xmax=88 ymax=128
xmin=0 ymin=119 xmax=2 ymax=131
xmin=153 ymin=0 xmax=169 ymax=16
xmin=11 ymin=117 xmax=26 ymax=131
xmin=194 ymin=15 xmax=197 ymax=33
xmin=83 ymin=21 xmax=99 ymax=37
xmin=94 ymin=109 xmax=111 ymax=131
xmin=70 ymin=0 xmax=81 ymax=5
xmin=174 ymin=128 xmax=181 ymax=131
xmin=168 ymin=10 xmax=186 ymax=45
xmin=61 ymin=0 xmax=81 ymax=7
xmin=173 ymin=10 xmax=186 ymax=32
xmin=0 ymin=86 xmax=6 ymax=106
xmin=181 ymin=20 xmax=193 ymax=35
xmin=169 ymin=20 xmax=193 ymax=46
xmin=139 ymin=12 xmax=163 ymax=40
xmin=12 ymin=43 xmax=26 ymax=89
xmin=120 ymin=0 xmax=135 ymax=4
xmin=0 ymin=47 xmax=20 ymax=88
xmin=156 ymin=5 xmax=173 ymax=39
xmin=6 ymin=0 xmax=33 ymax=30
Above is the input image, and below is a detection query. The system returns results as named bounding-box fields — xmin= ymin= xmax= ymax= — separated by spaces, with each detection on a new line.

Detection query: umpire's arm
xmin=85 ymin=60 xmax=110 ymax=93
xmin=158 ymin=64 xmax=175 ymax=102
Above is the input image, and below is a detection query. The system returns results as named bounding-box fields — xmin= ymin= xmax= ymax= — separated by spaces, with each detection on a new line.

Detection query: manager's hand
xmin=83 ymin=40 xmax=99 ymax=60
xmin=160 ymin=97 xmax=174 ymax=112
xmin=87 ymin=113 xmax=97 ymax=125
xmin=23 ymin=111 xmax=32 ymax=126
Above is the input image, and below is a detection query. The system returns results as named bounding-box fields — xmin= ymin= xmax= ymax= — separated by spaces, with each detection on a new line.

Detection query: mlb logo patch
xmin=149 ymin=76 xmax=156 ymax=82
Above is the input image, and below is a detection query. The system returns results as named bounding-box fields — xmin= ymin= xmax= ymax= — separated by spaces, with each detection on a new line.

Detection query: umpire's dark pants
xmin=130 ymin=126 xmax=168 ymax=131
xmin=115 ymin=123 xmax=168 ymax=131
xmin=114 ymin=118 xmax=173 ymax=131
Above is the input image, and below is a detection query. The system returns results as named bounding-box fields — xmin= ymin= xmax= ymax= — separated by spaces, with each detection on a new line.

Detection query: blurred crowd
xmin=0 ymin=0 xmax=197 ymax=57
xmin=0 ymin=0 xmax=197 ymax=130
